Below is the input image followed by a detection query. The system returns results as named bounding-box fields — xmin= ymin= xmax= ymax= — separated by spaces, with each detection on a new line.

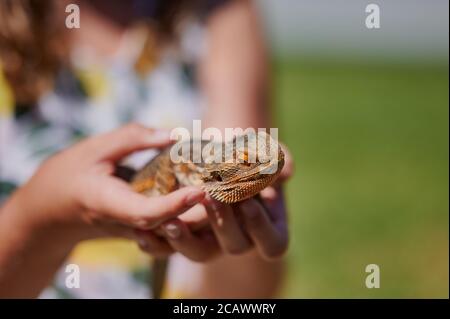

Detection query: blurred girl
xmin=0 ymin=0 xmax=291 ymax=298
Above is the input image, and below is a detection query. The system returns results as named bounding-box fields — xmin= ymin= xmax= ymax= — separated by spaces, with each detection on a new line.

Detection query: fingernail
xmin=148 ymin=130 xmax=171 ymax=143
xmin=205 ymin=197 xmax=224 ymax=212
xmin=137 ymin=237 xmax=148 ymax=249
xmin=262 ymin=187 xmax=277 ymax=201
xmin=163 ymin=223 xmax=181 ymax=239
xmin=210 ymin=199 xmax=223 ymax=212
xmin=185 ymin=189 xmax=205 ymax=206
xmin=135 ymin=219 xmax=149 ymax=229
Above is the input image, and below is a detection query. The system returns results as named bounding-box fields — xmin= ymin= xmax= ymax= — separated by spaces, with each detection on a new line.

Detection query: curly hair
xmin=0 ymin=0 xmax=67 ymax=105
xmin=0 ymin=0 xmax=200 ymax=105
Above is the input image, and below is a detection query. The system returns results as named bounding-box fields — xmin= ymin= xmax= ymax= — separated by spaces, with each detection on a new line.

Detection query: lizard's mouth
xmin=202 ymin=155 xmax=285 ymax=204
xmin=203 ymin=175 xmax=277 ymax=204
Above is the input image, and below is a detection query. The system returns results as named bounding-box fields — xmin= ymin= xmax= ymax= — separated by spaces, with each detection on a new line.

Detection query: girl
xmin=0 ymin=0 xmax=292 ymax=298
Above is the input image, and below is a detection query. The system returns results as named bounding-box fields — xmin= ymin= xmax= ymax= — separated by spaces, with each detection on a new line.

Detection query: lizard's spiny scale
xmin=131 ymin=132 xmax=284 ymax=204
xmin=130 ymin=132 xmax=284 ymax=300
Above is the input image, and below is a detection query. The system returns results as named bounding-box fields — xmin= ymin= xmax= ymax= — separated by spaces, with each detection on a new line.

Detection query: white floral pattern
xmin=0 ymin=26 xmax=204 ymax=298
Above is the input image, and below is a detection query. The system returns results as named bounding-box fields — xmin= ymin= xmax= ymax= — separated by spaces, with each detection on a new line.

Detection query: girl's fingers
xmin=203 ymin=197 xmax=253 ymax=255
xmin=82 ymin=177 xmax=205 ymax=229
xmin=134 ymin=229 xmax=174 ymax=257
xmin=81 ymin=123 xmax=172 ymax=162
xmin=160 ymin=219 xmax=219 ymax=262
xmin=270 ymin=143 xmax=294 ymax=189
xmin=279 ymin=143 xmax=294 ymax=181
xmin=96 ymin=223 xmax=140 ymax=240
xmin=239 ymin=198 xmax=288 ymax=260
xmin=260 ymin=186 xmax=278 ymax=205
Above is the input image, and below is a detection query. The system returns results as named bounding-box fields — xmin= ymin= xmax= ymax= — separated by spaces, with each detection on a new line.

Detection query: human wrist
xmin=1 ymin=186 xmax=88 ymax=252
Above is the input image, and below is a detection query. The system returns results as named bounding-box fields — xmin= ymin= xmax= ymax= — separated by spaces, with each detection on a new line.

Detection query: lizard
xmin=128 ymin=131 xmax=285 ymax=298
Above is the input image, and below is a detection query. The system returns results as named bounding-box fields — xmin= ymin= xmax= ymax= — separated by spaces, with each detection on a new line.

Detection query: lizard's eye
xmin=211 ymin=171 xmax=223 ymax=182
xmin=239 ymin=151 xmax=252 ymax=166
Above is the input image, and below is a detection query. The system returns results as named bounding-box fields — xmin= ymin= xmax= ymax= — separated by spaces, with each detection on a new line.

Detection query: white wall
xmin=257 ymin=0 xmax=449 ymax=63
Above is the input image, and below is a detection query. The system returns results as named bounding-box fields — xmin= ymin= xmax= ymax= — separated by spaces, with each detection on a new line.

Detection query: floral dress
xmin=0 ymin=23 xmax=206 ymax=298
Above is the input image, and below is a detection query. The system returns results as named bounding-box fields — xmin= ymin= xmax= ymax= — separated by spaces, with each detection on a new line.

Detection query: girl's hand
xmin=9 ymin=124 xmax=206 ymax=246
xmin=136 ymin=144 xmax=294 ymax=261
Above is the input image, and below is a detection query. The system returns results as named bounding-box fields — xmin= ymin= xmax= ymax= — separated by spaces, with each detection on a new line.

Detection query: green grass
xmin=273 ymin=58 xmax=449 ymax=298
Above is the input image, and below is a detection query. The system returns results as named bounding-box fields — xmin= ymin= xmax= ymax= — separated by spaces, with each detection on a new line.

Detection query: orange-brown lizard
xmin=129 ymin=131 xmax=285 ymax=298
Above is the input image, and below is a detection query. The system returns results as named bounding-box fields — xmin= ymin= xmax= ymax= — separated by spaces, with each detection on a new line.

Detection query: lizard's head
xmin=201 ymin=131 xmax=285 ymax=204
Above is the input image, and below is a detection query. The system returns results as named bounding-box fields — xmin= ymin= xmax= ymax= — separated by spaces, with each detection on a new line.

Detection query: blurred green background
xmin=259 ymin=0 xmax=449 ymax=299
xmin=273 ymin=59 xmax=448 ymax=298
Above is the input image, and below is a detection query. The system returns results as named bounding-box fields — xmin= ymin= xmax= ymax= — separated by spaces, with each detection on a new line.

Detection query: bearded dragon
xmin=129 ymin=131 xmax=285 ymax=298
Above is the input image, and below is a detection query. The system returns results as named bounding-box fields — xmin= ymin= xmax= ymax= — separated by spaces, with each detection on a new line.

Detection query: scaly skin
xmin=130 ymin=131 xmax=285 ymax=298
